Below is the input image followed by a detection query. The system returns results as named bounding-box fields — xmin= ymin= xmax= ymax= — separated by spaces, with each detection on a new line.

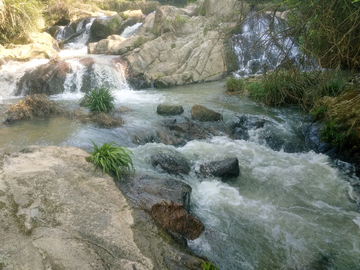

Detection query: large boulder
xmin=90 ymin=15 xmax=123 ymax=41
xmin=89 ymin=35 xmax=148 ymax=55
xmin=151 ymin=153 xmax=191 ymax=175
xmin=198 ymin=157 xmax=240 ymax=180
xmin=117 ymin=175 xmax=204 ymax=242
xmin=101 ymin=1 xmax=160 ymax=15
xmin=191 ymin=104 xmax=222 ymax=122
xmin=0 ymin=43 xmax=58 ymax=62
xmin=0 ymin=145 xmax=153 ymax=269
xmin=89 ymin=1 xmax=249 ymax=87
xmin=16 ymin=60 xmax=70 ymax=96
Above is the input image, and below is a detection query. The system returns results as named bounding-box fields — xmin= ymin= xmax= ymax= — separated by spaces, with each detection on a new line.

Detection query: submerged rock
xmin=151 ymin=153 xmax=191 ymax=175
xmin=191 ymin=104 xmax=222 ymax=122
xmin=198 ymin=158 xmax=240 ymax=180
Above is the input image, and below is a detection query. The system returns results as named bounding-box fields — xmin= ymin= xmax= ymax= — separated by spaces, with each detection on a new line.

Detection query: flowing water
xmin=0 ymin=19 xmax=360 ymax=270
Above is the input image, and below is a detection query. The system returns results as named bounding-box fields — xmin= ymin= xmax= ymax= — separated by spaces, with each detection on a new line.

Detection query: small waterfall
xmin=120 ymin=23 xmax=143 ymax=38
xmin=231 ymin=12 xmax=299 ymax=77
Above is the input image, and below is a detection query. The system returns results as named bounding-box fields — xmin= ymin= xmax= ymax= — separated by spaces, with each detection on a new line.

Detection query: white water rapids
xmin=0 ymin=18 xmax=360 ymax=270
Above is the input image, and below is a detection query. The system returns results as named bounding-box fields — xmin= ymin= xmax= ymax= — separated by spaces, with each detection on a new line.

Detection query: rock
xmin=230 ymin=114 xmax=269 ymax=141
xmin=28 ymin=32 xmax=60 ymax=51
xmin=89 ymin=35 xmax=148 ymax=55
xmin=80 ymin=112 xmax=124 ymax=128
xmin=0 ymin=145 xmax=153 ymax=269
xmin=101 ymin=1 xmax=160 ymax=15
xmin=199 ymin=158 xmax=240 ymax=179
xmin=122 ymin=10 xmax=145 ymax=23
xmin=116 ymin=175 xmax=204 ymax=242
xmin=90 ymin=15 xmax=123 ymax=41
xmin=119 ymin=0 xmax=249 ymax=87
xmin=191 ymin=104 xmax=222 ymax=122
xmin=157 ymin=103 xmax=184 ymax=116
xmin=16 ymin=60 xmax=70 ymax=96
xmin=151 ymin=153 xmax=191 ymax=175
xmin=0 ymin=43 xmax=58 ymax=62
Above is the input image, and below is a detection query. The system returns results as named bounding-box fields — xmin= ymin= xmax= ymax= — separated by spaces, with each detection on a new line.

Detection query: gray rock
xmin=191 ymin=104 xmax=222 ymax=122
xmin=157 ymin=103 xmax=184 ymax=116
xmin=0 ymin=145 xmax=153 ymax=269
xmin=151 ymin=153 xmax=190 ymax=175
xmin=199 ymin=157 xmax=240 ymax=179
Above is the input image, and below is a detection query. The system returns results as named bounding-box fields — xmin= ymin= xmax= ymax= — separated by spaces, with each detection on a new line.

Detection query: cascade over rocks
xmin=16 ymin=60 xmax=70 ymax=96
xmin=88 ymin=0 xmax=249 ymax=88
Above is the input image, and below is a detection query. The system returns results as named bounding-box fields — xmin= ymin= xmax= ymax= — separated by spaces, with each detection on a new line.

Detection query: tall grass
xmin=0 ymin=0 xmax=42 ymax=44
xmin=84 ymin=87 xmax=115 ymax=113
xmin=247 ymin=70 xmax=346 ymax=111
xmin=87 ymin=141 xmax=135 ymax=180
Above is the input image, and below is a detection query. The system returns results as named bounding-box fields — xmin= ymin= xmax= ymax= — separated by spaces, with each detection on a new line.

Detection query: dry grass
xmin=4 ymin=94 xmax=64 ymax=123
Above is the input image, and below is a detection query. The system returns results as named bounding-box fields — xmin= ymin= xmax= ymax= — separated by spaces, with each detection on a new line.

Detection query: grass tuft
xmin=87 ymin=141 xmax=135 ymax=181
xmin=226 ymin=77 xmax=245 ymax=93
xmin=4 ymin=94 xmax=64 ymax=123
xmin=84 ymin=87 xmax=115 ymax=113
xmin=202 ymin=261 xmax=219 ymax=270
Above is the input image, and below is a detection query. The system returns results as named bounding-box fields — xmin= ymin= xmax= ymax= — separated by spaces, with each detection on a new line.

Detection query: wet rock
xmin=151 ymin=153 xmax=190 ymax=175
xmin=229 ymin=114 xmax=269 ymax=140
xmin=116 ymin=175 xmax=204 ymax=243
xmin=199 ymin=158 xmax=240 ymax=180
xmin=191 ymin=104 xmax=222 ymax=122
xmin=16 ymin=60 xmax=70 ymax=96
xmin=80 ymin=112 xmax=123 ymax=128
xmin=90 ymin=15 xmax=123 ymax=41
xmin=157 ymin=103 xmax=184 ymax=116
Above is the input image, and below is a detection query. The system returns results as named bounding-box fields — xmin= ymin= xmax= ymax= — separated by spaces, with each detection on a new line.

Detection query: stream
xmin=1 ymin=18 xmax=360 ymax=270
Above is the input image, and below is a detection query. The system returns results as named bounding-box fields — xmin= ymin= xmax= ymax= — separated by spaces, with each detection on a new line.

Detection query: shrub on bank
xmin=87 ymin=141 xmax=134 ymax=180
xmin=226 ymin=77 xmax=245 ymax=93
xmin=247 ymin=70 xmax=346 ymax=111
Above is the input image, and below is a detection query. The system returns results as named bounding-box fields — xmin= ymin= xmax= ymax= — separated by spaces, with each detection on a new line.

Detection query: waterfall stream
xmin=1 ymin=17 xmax=360 ymax=270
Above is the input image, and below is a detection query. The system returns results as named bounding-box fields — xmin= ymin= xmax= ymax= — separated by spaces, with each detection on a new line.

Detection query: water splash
xmin=121 ymin=23 xmax=143 ymax=38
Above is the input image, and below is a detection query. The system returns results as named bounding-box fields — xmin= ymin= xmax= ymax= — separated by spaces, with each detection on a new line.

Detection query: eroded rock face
xmin=89 ymin=0 xmax=249 ymax=87
xmin=0 ymin=146 xmax=153 ymax=269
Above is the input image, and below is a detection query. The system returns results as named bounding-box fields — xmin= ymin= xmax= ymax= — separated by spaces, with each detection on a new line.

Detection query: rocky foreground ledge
xmin=0 ymin=145 xmax=203 ymax=269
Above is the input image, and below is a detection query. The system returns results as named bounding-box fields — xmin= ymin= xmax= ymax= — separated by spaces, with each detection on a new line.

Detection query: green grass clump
xmin=84 ymin=87 xmax=115 ymax=113
xmin=226 ymin=77 xmax=245 ymax=93
xmin=247 ymin=70 xmax=346 ymax=111
xmin=203 ymin=261 xmax=219 ymax=270
xmin=87 ymin=141 xmax=135 ymax=180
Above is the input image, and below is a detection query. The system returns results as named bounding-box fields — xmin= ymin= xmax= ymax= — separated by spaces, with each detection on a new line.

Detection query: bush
xmin=84 ymin=87 xmax=115 ymax=113
xmin=226 ymin=77 xmax=245 ymax=93
xmin=247 ymin=70 xmax=347 ymax=110
xmin=87 ymin=141 xmax=135 ymax=180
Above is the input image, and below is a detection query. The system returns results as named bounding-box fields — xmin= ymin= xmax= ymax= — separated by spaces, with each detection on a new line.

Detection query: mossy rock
xmin=91 ymin=15 xmax=123 ymax=40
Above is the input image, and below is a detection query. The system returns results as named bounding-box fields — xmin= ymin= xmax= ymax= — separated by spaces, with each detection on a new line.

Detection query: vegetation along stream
xmin=1 ymin=0 xmax=360 ymax=269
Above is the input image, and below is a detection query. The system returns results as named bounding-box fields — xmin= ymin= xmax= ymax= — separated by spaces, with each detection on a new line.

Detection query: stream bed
xmin=1 ymin=80 xmax=360 ymax=269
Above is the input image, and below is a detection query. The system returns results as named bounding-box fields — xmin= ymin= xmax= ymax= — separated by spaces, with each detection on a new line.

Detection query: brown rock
xmin=151 ymin=201 xmax=204 ymax=240
xmin=191 ymin=104 xmax=222 ymax=122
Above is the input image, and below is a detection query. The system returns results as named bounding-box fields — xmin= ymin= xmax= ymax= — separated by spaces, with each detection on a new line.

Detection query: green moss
xmin=133 ymin=36 xmax=148 ymax=48
xmin=0 ymin=202 xmax=6 ymax=210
